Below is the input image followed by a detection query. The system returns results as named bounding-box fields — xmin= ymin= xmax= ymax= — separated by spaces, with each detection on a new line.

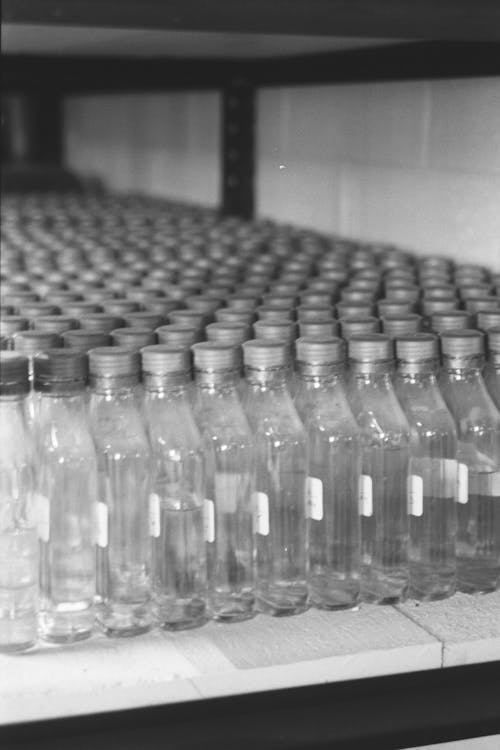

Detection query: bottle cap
xmin=192 ymin=342 xmax=242 ymax=371
xmin=440 ymin=329 xmax=484 ymax=360
xmin=296 ymin=336 xmax=345 ymax=365
xmin=262 ymin=294 xmax=298 ymax=308
xmin=395 ymin=333 xmax=439 ymax=362
xmin=339 ymin=316 xmax=379 ymax=339
xmin=0 ymin=352 xmax=30 ymax=395
xmin=62 ymin=330 xmax=111 ymax=351
xmin=296 ymin=305 xmax=335 ymax=321
xmin=421 ymin=298 xmax=459 ymax=316
xmin=185 ymin=295 xmax=223 ymax=314
xmin=298 ymin=319 xmax=339 ymax=337
xmin=141 ymin=344 xmax=191 ymax=375
xmin=300 ymin=292 xmax=334 ymax=307
xmin=143 ymin=298 xmax=179 ymax=317
xmin=377 ymin=300 xmax=415 ymax=317
xmin=243 ymin=339 xmax=290 ymax=369
xmin=336 ymin=301 xmax=374 ymax=318
xmin=486 ymin=327 xmax=500 ymax=359
xmin=381 ymin=314 xmax=422 ymax=337
xmin=431 ymin=311 xmax=473 ymax=333
xmin=111 ymin=328 xmax=157 ymax=348
xmin=34 ymin=349 xmax=88 ymax=390
xmin=156 ymin=324 xmax=201 ymax=346
xmin=253 ymin=320 xmax=297 ymax=343
xmin=476 ymin=310 xmax=500 ymax=332
xmin=464 ymin=296 xmax=500 ymax=313
xmin=0 ymin=316 xmax=29 ymax=337
xmin=18 ymin=302 xmax=58 ymax=318
xmin=205 ymin=322 xmax=251 ymax=345
xmin=215 ymin=308 xmax=256 ymax=326
xmin=60 ymin=302 xmax=101 ymax=316
xmin=46 ymin=291 xmax=81 ymax=305
xmin=13 ymin=330 xmax=62 ymax=355
xmin=122 ymin=312 xmax=165 ymax=330
xmin=256 ymin=305 xmax=295 ymax=321
xmin=168 ymin=309 xmax=207 ymax=328
xmin=88 ymin=346 xmax=141 ymax=380
xmin=33 ymin=316 xmax=79 ymax=334
xmin=348 ymin=334 xmax=394 ymax=362
xmin=102 ymin=299 xmax=140 ymax=315
xmin=126 ymin=288 xmax=163 ymax=304
xmin=2 ymin=292 xmax=38 ymax=310
xmin=84 ymin=289 xmax=116 ymax=304
xmin=79 ymin=314 xmax=125 ymax=333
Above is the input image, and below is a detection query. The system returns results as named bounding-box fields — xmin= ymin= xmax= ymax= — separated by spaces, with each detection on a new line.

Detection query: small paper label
xmin=489 ymin=471 xmax=500 ymax=496
xmin=359 ymin=475 xmax=373 ymax=517
xmin=149 ymin=493 xmax=161 ymax=538
xmin=94 ymin=501 xmax=108 ymax=548
xmin=457 ymin=463 xmax=469 ymax=504
xmin=203 ymin=498 xmax=215 ymax=543
xmin=408 ymin=475 xmax=423 ymax=517
xmin=253 ymin=491 xmax=269 ymax=536
xmin=441 ymin=458 xmax=458 ymax=498
xmin=36 ymin=494 xmax=50 ymax=543
xmin=306 ymin=477 xmax=323 ymax=521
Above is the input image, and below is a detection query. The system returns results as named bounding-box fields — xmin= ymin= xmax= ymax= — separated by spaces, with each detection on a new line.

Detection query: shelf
xmin=2 ymin=591 xmax=499 ymax=748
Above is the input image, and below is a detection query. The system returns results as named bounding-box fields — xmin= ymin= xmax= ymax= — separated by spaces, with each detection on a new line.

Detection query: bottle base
xmin=409 ymin=566 xmax=456 ymax=602
xmin=257 ymin=582 xmax=309 ymax=617
xmin=160 ymin=616 xmax=208 ymax=631
xmin=213 ymin=610 xmax=256 ymax=624
xmin=457 ymin=559 xmax=500 ymax=595
xmin=96 ymin=602 xmax=152 ymax=638
xmin=361 ymin=566 xmax=408 ymax=605
xmin=39 ymin=610 xmax=94 ymax=644
xmin=209 ymin=591 xmax=256 ymax=623
xmin=308 ymin=575 xmax=360 ymax=611
xmin=0 ymin=639 xmax=36 ymax=653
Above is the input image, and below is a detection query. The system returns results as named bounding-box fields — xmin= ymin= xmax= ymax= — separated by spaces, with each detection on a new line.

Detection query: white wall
xmin=257 ymin=78 xmax=500 ymax=268
xmin=64 ymin=92 xmax=221 ymax=207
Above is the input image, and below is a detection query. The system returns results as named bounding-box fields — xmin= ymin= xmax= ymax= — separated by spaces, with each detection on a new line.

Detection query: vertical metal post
xmin=222 ymin=80 xmax=255 ymax=220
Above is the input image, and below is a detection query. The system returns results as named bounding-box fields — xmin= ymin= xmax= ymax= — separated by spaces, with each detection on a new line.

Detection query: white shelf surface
xmin=1 ymin=591 xmax=499 ymax=726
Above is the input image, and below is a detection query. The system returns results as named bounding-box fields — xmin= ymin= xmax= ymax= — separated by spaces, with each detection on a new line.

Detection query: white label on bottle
xmin=203 ymin=499 xmax=215 ymax=543
xmin=214 ymin=472 xmax=238 ymax=514
xmin=489 ymin=471 xmax=500 ymax=496
xmin=94 ymin=501 xmax=108 ymax=548
xmin=149 ymin=493 xmax=161 ymax=538
xmin=359 ymin=475 xmax=373 ymax=517
xmin=457 ymin=463 xmax=469 ymax=504
xmin=441 ymin=458 xmax=458 ymax=498
xmin=35 ymin=493 xmax=50 ymax=543
xmin=306 ymin=477 xmax=323 ymax=521
xmin=408 ymin=475 xmax=424 ymax=517
xmin=253 ymin=491 xmax=269 ymax=536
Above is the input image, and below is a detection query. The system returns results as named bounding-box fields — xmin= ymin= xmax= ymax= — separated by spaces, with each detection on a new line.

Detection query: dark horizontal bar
xmin=3 ymin=42 xmax=500 ymax=94
xmin=2 ymin=662 xmax=500 ymax=750
xmin=3 ymin=0 xmax=500 ymax=40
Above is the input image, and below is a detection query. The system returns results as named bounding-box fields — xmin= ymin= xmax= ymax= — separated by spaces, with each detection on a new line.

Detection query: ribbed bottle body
xmin=244 ymin=382 xmax=308 ymax=616
xmin=90 ymin=387 xmax=152 ymax=636
xmin=349 ymin=373 xmax=410 ymax=603
xmin=295 ymin=376 xmax=361 ymax=609
xmin=37 ymin=393 xmax=96 ymax=641
xmin=194 ymin=383 xmax=255 ymax=622
xmin=395 ymin=372 xmax=458 ymax=600
xmin=440 ymin=369 xmax=500 ymax=593
xmin=0 ymin=398 xmax=38 ymax=652
xmin=145 ymin=387 xmax=207 ymax=630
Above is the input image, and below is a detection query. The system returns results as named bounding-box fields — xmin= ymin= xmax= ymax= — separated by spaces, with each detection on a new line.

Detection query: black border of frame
xmin=2 ymin=661 xmax=500 ymax=750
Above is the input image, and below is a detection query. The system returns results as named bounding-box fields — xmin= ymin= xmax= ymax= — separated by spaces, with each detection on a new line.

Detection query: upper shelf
xmin=3 ymin=0 xmax=500 ymax=42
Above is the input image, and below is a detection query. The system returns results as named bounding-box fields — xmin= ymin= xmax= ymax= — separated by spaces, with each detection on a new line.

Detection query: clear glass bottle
xmin=439 ymin=330 xmax=500 ymax=593
xmin=34 ymin=349 xmax=96 ymax=641
xmin=0 ymin=352 xmax=38 ymax=652
xmin=347 ymin=334 xmax=411 ymax=604
xmin=89 ymin=347 xmax=152 ymax=636
xmin=142 ymin=344 xmax=207 ymax=630
xmin=484 ymin=327 xmax=500 ymax=411
xmin=394 ymin=334 xmax=458 ymax=600
xmin=294 ymin=337 xmax=361 ymax=609
xmin=192 ymin=342 xmax=255 ymax=622
xmin=242 ymin=339 xmax=308 ymax=616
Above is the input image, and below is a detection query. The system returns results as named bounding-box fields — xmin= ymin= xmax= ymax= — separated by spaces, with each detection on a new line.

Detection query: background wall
xmin=257 ymin=78 xmax=500 ymax=268
xmin=64 ymin=92 xmax=221 ymax=207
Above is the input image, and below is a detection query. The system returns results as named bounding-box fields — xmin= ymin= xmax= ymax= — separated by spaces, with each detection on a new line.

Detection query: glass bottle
xmin=294 ymin=337 xmax=361 ymax=609
xmin=242 ymin=339 xmax=308 ymax=616
xmin=89 ymin=347 xmax=152 ymax=636
xmin=347 ymin=334 xmax=411 ymax=604
xmin=34 ymin=349 xmax=97 ymax=641
xmin=394 ymin=334 xmax=458 ymax=600
xmin=484 ymin=327 xmax=500 ymax=410
xmin=0 ymin=352 xmax=38 ymax=652
xmin=142 ymin=344 xmax=207 ymax=630
xmin=439 ymin=330 xmax=500 ymax=593
xmin=192 ymin=342 xmax=255 ymax=622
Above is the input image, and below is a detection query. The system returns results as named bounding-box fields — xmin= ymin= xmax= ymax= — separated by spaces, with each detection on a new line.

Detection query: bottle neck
xmin=351 ymin=369 xmax=394 ymax=388
xmin=90 ymin=375 xmax=140 ymax=395
xmin=441 ymin=357 xmax=484 ymax=379
xmin=296 ymin=363 xmax=342 ymax=387
xmin=144 ymin=372 xmax=191 ymax=393
xmin=244 ymin=364 xmax=290 ymax=389
xmin=194 ymin=368 xmax=240 ymax=391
